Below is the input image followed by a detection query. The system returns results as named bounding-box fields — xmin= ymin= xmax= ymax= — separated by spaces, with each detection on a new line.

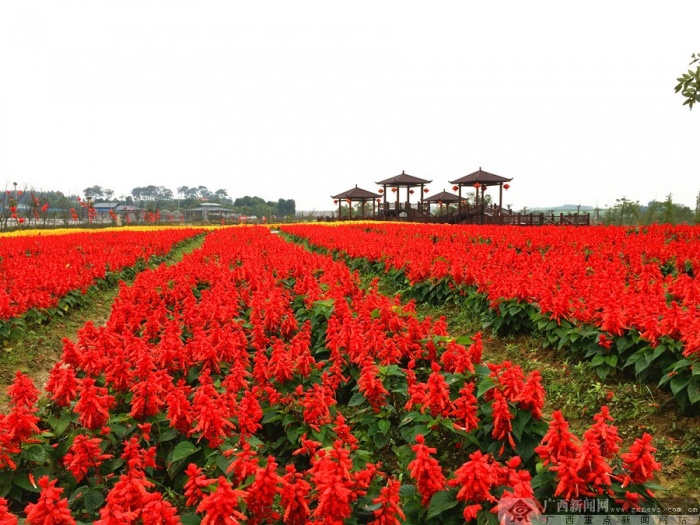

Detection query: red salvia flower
xmin=140 ymin=492 xmax=181 ymax=525
xmin=491 ymin=390 xmax=515 ymax=450
xmin=165 ymin=379 xmax=194 ymax=434
xmin=129 ymin=369 xmax=170 ymax=420
xmin=550 ymin=455 xmax=589 ymax=500
xmin=311 ymin=441 xmax=357 ymax=523
xmin=246 ymin=456 xmax=283 ymax=525
xmin=191 ymin=372 xmax=235 ymax=448
xmin=183 ymin=463 xmax=216 ymax=507
xmin=451 ymin=381 xmax=479 ymax=432
xmin=45 ymin=363 xmax=78 ymax=407
xmin=24 ymin=476 xmax=76 ymax=525
xmin=448 ymin=450 xmax=499 ymax=520
xmin=74 ymin=377 xmax=115 ymax=430
xmin=0 ymin=497 xmax=18 ymax=525
xmin=408 ymin=434 xmax=446 ymax=506
xmin=64 ymin=435 xmax=112 ymax=482
xmin=333 ymin=414 xmax=359 ymax=451
xmin=196 ymin=476 xmax=247 ymax=525
xmin=357 ymin=357 xmax=389 ymax=412
xmin=280 ymin=464 xmax=311 ymax=525
xmin=237 ymin=387 xmax=263 ymax=437
xmin=583 ymin=406 xmax=622 ymax=458
xmin=535 ymin=410 xmax=580 ymax=466
xmin=489 ymin=361 xmax=524 ymax=401
xmin=368 ymin=477 xmax=405 ymax=525
xmin=8 ymin=371 xmax=40 ymax=409
xmin=226 ymin=438 xmax=259 ymax=485
xmin=576 ymin=436 xmax=614 ymax=495
xmin=421 ymin=362 xmax=453 ymax=417
xmin=620 ymin=433 xmax=661 ymax=487
xmin=0 ymin=415 xmax=21 ymax=470
xmin=515 ymin=369 xmax=546 ymax=419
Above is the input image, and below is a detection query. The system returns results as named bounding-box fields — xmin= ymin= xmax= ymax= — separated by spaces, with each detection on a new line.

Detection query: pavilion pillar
xmin=338 ymin=200 xmax=342 ymax=220
xmin=499 ymin=184 xmax=503 ymax=215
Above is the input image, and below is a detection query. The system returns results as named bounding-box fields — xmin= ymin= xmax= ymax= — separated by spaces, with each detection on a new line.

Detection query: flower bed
xmin=0 ymin=227 xmax=661 ymax=523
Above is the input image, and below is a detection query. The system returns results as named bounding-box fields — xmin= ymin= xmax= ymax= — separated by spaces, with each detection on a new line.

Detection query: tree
xmin=675 ymin=52 xmax=700 ymax=109
xmin=277 ymin=198 xmax=295 ymax=217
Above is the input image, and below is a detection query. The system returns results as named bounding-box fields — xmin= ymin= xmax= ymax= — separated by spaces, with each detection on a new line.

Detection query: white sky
xmin=1 ymin=1 xmax=698 ymax=211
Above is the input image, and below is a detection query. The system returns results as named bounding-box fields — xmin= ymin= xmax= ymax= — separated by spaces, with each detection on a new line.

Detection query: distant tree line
xmin=599 ymin=194 xmax=700 ymax=226
xmin=83 ymin=184 xmax=296 ymax=220
xmin=0 ymin=181 xmax=297 ymax=231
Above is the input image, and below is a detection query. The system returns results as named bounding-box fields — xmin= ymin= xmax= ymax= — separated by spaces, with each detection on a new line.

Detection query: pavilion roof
xmin=376 ymin=170 xmax=432 ymax=186
xmin=331 ymin=185 xmax=381 ymax=200
xmin=449 ymin=167 xmax=512 ymax=186
xmin=424 ymin=190 xmax=460 ymax=203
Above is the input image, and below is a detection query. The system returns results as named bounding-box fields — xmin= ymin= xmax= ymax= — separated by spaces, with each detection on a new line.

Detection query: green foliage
xmin=675 ymin=52 xmax=700 ymax=110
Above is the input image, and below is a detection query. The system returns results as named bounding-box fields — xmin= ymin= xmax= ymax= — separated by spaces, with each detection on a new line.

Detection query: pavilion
xmin=375 ymin=171 xmax=432 ymax=218
xmin=449 ymin=167 xmax=512 ymax=223
xmin=424 ymin=189 xmax=460 ymax=216
xmin=331 ymin=185 xmax=381 ymax=219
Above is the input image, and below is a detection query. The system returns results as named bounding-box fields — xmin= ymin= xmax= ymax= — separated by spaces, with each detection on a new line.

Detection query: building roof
xmin=449 ymin=167 xmax=512 ymax=186
xmin=92 ymin=202 xmax=119 ymax=210
xmin=424 ymin=190 xmax=460 ymax=203
xmin=188 ymin=205 xmax=231 ymax=212
xmin=331 ymin=185 xmax=381 ymax=200
xmin=376 ymin=170 xmax=432 ymax=186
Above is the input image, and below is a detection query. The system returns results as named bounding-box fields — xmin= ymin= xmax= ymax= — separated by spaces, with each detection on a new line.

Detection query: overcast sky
xmin=1 ymin=1 xmax=698 ymax=211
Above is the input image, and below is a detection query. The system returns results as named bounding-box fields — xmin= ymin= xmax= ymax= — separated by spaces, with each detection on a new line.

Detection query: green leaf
xmin=170 ymin=441 xmax=200 ymax=463
xmin=181 ymin=513 xmax=202 ymax=525
xmin=476 ymin=377 xmax=496 ymax=398
xmin=687 ymin=380 xmax=700 ymax=405
xmin=83 ymin=490 xmax=104 ymax=512
xmin=670 ymin=375 xmax=691 ymax=396
xmin=22 ymin=444 xmax=47 ymax=464
xmin=378 ymin=419 xmax=391 ymax=435
xmin=399 ymin=484 xmax=416 ymax=497
xmin=158 ymin=428 xmax=179 ymax=442
xmin=348 ymin=393 xmax=366 ymax=407
xmin=511 ymin=410 xmax=532 ymax=441
xmin=426 ymin=489 xmax=459 ymax=520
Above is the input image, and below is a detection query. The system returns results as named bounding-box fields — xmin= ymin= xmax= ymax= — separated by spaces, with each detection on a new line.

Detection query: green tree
xmin=675 ymin=52 xmax=700 ymax=109
xmin=277 ymin=198 xmax=296 ymax=217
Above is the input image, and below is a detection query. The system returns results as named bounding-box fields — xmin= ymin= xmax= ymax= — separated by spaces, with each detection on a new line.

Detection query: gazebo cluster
xmin=331 ymin=168 xmax=512 ymax=223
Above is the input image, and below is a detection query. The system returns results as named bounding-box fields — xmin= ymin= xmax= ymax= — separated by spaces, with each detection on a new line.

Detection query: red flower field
xmin=0 ymin=226 xmax=663 ymax=523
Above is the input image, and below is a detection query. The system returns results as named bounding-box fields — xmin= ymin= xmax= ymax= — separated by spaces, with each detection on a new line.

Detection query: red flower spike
xmin=408 ymin=434 xmax=446 ymax=506
xmin=24 ymin=476 xmax=76 ymax=525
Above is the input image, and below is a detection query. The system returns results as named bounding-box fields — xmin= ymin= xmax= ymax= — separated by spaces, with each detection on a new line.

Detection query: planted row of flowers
xmin=280 ymin=222 xmax=700 ymax=409
xmin=0 ymin=227 xmax=660 ymax=523
xmin=0 ymin=228 xmax=205 ymax=342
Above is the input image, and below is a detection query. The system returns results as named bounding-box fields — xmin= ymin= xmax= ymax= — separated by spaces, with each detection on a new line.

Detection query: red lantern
xmin=474 ymin=182 xmax=481 ymax=189
xmin=423 ymin=188 xmax=429 ymax=193
xmin=409 ymin=189 xmax=414 ymax=194
xmin=376 ymin=198 xmax=381 ymax=203
xmin=346 ymin=198 xmax=351 ymax=203
xmin=333 ymin=200 xmax=338 ymax=204
xmin=391 ymin=187 xmax=397 ymax=193
xmin=378 ymin=188 xmax=384 ymax=194
xmin=438 ymin=200 xmax=443 ymax=205
xmin=452 ymin=185 xmax=458 ymax=191
xmin=504 ymin=183 xmax=510 ymax=190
